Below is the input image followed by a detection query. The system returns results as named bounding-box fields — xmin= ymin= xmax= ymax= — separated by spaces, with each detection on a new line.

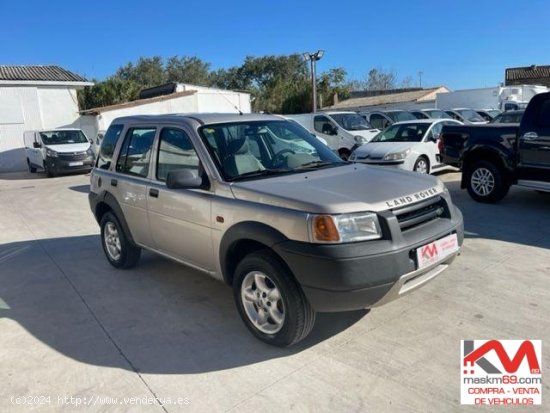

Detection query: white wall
xmin=0 ymin=85 xmax=82 ymax=172
xmin=196 ymin=91 xmax=251 ymax=114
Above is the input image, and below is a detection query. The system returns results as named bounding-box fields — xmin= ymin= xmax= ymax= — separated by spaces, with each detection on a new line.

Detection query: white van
xmin=24 ymin=129 xmax=95 ymax=177
xmin=286 ymin=111 xmax=379 ymax=159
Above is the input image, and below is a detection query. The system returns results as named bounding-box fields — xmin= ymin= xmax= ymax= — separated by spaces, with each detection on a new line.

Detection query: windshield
xmin=424 ymin=110 xmax=452 ymax=119
xmin=40 ymin=130 xmax=88 ymax=145
xmin=385 ymin=111 xmax=417 ymax=122
xmin=456 ymin=109 xmax=485 ymax=122
xmin=329 ymin=113 xmax=373 ymax=130
xmin=491 ymin=111 xmax=524 ymax=124
xmin=199 ymin=120 xmax=344 ymax=181
xmin=371 ymin=123 xmax=430 ymax=143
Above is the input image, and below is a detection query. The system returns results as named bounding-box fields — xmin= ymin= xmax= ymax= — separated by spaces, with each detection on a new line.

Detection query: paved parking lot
xmin=0 ymin=171 xmax=549 ymax=412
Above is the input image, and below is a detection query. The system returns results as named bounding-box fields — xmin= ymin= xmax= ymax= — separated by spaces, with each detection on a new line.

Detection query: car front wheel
xmin=413 ymin=156 xmax=430 ymax=174
xmin=233 ymin=250 xmax=316 ymax=347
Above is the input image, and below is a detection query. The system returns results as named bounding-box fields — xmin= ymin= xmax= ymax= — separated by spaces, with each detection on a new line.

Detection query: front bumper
xmin=274 ymin=200 xmax=464 ymax=312
xmin=46 ymin=154 xmax=94 ymax=174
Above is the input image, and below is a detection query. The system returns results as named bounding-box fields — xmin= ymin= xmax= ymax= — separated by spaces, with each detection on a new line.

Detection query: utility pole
xmin=303 ymin=50 xmax=325 ymax=113
xmin=418 ymin=71 xmax=423 ymax=88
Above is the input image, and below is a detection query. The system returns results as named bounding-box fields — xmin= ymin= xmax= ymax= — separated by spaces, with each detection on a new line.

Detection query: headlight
xmin=383 ymin=148 xmax=410 ymax=161
xmin=46 ymin=149 xmax=58 ymax=157
xmin=309 ymin=212 xmax=381 ymax=243
xmin=354 ymin=135 xmax=367 ymax=144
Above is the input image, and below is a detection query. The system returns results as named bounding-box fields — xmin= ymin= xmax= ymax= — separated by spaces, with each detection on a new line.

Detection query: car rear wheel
xmin=233 ymin=250 xmax=315 ymax=347
xmin=413 ymin=156 xmax=430 ymax=174
xmin=100 ymin=212 xmax=141 ymax=269
xmin=466 ymin=161 xmax=509 ymax=203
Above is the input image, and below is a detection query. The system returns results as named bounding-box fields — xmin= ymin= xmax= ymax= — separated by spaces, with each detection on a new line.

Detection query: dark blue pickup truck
xmin=440 ymin=92 xmax=550 ymax=203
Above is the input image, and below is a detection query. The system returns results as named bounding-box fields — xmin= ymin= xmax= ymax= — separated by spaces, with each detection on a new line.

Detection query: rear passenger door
xmin=111 ymin=126 xmax=157 ymax=248
xmin=147 ymin=127 xmax=214 ymax=271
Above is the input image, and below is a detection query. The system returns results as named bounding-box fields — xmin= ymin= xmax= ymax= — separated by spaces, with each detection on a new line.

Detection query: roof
xmin=79 ymin=90 xmax=197 ymax=114
xmin=506 ymin=65 xmax=550 ymax=82
xmin=324 ymin=87 xmax=450 ymax=110
xmin=109 ymin=113 xmax=283 ymax=125
xmin=0 ymin=65 xmax=91 ymax=84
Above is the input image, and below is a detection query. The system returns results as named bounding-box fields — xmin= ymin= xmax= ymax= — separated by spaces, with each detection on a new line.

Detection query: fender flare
xmin=218 ymin=221 xmax=289 ymax=285
xmin=94 ymin=191 xmax=137 ymax=246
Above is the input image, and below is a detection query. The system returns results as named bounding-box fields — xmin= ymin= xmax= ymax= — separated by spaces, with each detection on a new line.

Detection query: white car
xmin=349 ymin=119 xmax=462 ymax=174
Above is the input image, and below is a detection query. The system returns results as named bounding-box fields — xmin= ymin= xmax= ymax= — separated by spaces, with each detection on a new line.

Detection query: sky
xmin=1 ymin=0 xmax=550 ymax=90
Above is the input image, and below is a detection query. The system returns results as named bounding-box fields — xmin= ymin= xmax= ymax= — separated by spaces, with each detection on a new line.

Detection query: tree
xmin=400 ymin=75 xmax=415 ymax=88
xmin=318 ymin=67 xmax=351 ymax=107
xmin=166 ymin=56 xmax=212 ymax=85
xmin=365 ymin=67 xmax=396 ymax=90
xmin=115 ymin=56 xmax=166 ymax=88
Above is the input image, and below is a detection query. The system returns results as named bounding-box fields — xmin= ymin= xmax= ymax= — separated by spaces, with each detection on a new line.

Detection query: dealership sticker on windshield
xmin=461 ymin=340 xmax=542 ymax=405
xmin=416 ymin=233 xmax=458 ymax=268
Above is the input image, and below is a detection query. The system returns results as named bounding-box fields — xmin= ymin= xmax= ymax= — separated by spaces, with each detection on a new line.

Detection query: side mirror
xmin=33 ymin=141 xmax=41 ymax=148
xmin=166 ymin=169 xmax=203 ymax=189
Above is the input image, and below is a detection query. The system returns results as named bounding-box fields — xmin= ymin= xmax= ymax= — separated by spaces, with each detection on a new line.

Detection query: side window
xmin=314 ymin=116 xmax=335 ymax=135
xmin=536 ymin=100 xmax=550 ymax=127
xmin=97 ymin=124 xmax=123 ymax=169
xmin=369 ymin=114 xmax=386 ymax=130
xmin=157 ymin=128 xmax=200 ymax=182
xmin=116 ymin=127 xmax=156 ymax=177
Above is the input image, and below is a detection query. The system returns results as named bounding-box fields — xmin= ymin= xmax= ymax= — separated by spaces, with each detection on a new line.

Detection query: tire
xmin=100 ymin=211 xmax=141 ymax=269
xmin=44 ymin=163 xmax=55 ymax=178
xmin=338 ymin=149 xmax=351 ymax=161
xmin=466 ymin=160 xmax=510 ymax=203
xmin=27 ymin=159 xmax=37 ymax=173
xmin=413 ymin=156 xmax=430 ymax=174
xmin=233 ymin=250 xmax=316 ymax=347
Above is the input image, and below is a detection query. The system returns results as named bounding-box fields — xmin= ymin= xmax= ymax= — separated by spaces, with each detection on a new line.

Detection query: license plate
xmin=69 ymin=161 xmax=83 ymax=166
xmin=416 ymin=233 xmax=459 ymax=269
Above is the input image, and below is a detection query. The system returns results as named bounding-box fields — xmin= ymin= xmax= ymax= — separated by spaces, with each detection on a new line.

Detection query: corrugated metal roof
xmin=325 ymin=87 xmax=449 ymax=109
xmin=0 ymin=65 xmax=89 ymax=82
xmin=506 ymin=65 xmax=550 ymax=81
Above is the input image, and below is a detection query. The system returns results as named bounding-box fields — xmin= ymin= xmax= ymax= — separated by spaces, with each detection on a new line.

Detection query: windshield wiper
xmin=294 ymin=160 xmax=344 ymax=170
xmin=229 ymin=168 xmax=292 ymax=181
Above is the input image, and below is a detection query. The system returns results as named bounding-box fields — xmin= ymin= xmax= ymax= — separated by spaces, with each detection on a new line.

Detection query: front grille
xmin=58 ymin=152 xmax=88 ymax=161
xmin=393 ymin=196 xmax=449 ymax=231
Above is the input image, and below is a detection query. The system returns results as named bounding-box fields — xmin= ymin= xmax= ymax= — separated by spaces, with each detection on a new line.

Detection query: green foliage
xmin=78 ymin=54 xmax=352 ymax=114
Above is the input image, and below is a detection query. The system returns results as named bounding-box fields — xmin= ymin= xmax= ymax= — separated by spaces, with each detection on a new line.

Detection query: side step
xmin=517 ymin=180 xmax=550 ymax=192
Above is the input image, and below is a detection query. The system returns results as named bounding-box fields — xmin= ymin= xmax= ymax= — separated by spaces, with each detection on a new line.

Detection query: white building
xmin=79 ymin=83 xmax=251 ymax=141
xmin=0 ymin=65 xmax=93 ymax=172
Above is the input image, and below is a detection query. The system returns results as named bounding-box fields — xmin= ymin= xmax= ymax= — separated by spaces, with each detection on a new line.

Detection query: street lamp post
xmin=303 ymin=50 xmax=324 ymax=113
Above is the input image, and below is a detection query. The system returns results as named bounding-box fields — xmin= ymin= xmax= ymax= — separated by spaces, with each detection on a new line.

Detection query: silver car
xmin=89 ymin=114 xmax=464 ymax=346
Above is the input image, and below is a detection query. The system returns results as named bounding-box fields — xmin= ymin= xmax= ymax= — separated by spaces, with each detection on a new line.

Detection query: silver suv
xmin=89 ymin=114 xmax=464 ymax=346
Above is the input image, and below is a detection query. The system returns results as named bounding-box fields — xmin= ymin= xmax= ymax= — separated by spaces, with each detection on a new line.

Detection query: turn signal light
xmin=312 ymin=215 xmax=340 ymax=242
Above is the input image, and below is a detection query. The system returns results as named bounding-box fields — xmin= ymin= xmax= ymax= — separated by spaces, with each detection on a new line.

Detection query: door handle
xmin=523 ymin=132 xmax=539 ymax=140
xmin=111 ymin=179 xmax=118 ymax=187
xmin=149 ymin=188 xmax=159 ymax=198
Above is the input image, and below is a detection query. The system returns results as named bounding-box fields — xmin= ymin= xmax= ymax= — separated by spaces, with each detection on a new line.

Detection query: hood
xmin=44 ymin=143 xmax=91 ymax=153
xmin=353 ymin=141 xmax=418 ymax=160
xmin=230 ymin=164 xmax=443 ymax=214
xmin=351 ymin=129 xmax=380 ymax=142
